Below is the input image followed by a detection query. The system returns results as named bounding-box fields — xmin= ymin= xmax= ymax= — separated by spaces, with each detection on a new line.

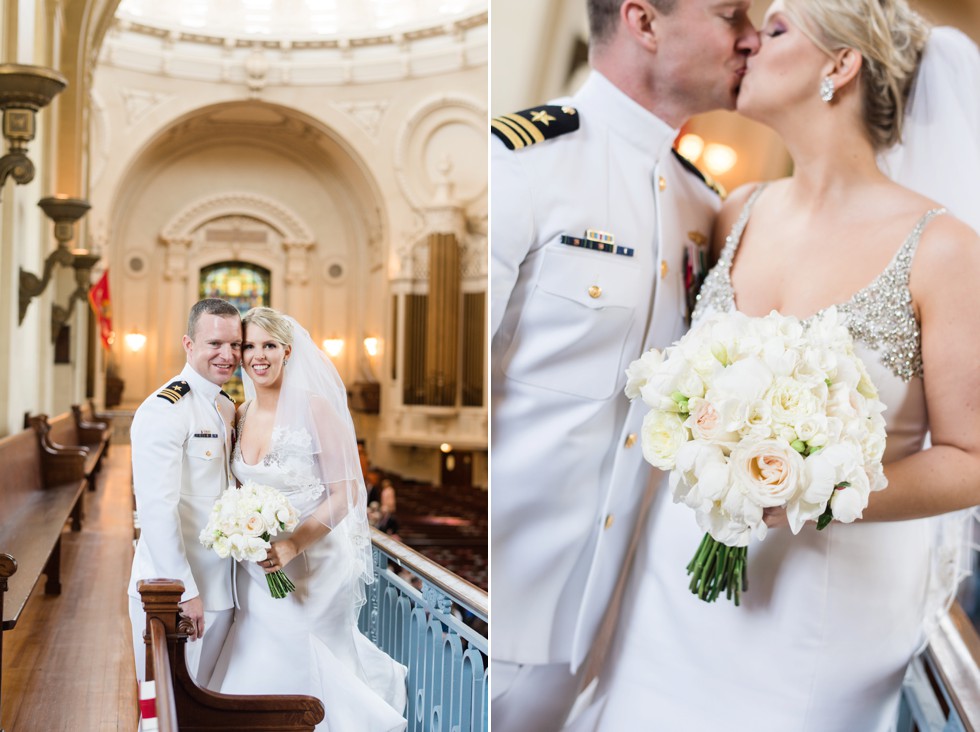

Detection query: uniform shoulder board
xmin=219 ymin=390 xmax=234 ymax=403
xmin=156 ymin=380 xmax=190 ymax=404
xmin=491 ymin=105 xmax=580 ymax=151
xmin=671 ymin=148 xmax=727 ymax=199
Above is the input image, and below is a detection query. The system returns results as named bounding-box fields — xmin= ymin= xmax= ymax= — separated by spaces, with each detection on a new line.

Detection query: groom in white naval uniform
xmin=128 ymin=298 xmax=242 ymax=688
xmin=490 ymin=1 xmax=759 ymax=729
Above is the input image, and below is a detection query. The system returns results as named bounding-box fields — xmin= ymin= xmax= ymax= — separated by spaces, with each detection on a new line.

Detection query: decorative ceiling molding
xmin=161 ymin=191 xmax=315 ymax=244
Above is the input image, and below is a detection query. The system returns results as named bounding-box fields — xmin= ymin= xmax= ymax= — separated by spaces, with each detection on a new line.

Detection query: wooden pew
xmin=30 ymin=407 xmax=111 ymax=492
xmin=138 ymin=579 xmax=325 ymax=731
xmin=0 ymin=425 xmax=87 ymax=729
xmin=74 ymin=401 xmax=112 ymax=459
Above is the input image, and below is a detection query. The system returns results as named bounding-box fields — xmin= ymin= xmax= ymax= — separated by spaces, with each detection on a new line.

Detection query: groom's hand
xmin=178 ymin=596 xmax=205 ymax=640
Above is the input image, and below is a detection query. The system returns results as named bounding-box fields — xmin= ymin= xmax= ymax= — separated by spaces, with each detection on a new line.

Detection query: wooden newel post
xmin=0 ymin=553 xmax=19 ymax=732
xmin=137 ymin=579 xmax=185 ymax=683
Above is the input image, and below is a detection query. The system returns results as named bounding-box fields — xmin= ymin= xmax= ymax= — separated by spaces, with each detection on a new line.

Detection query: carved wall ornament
xmin=394 ymin=94 xmax=487 ymax=212
xmin=121 ymin=87 xmax=175 ymax=127
xmin=332 ymin=99 xmax=390 ymax=139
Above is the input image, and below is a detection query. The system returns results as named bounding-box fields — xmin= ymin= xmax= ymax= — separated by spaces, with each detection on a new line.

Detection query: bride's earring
xmin=820 ymin=76 xmax=835 ymax=103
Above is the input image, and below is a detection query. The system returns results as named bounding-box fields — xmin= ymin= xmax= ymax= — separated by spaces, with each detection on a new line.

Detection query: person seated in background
xmin=374 ymin=479 xmax=400 ymax=539
xmin=365 ymin=469 xmax=383 ymax=505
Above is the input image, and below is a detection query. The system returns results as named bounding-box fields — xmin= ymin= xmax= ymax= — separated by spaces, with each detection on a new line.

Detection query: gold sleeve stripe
xmin=501 ymin=113 xmax=545 ymax=144
xmin=495 ymin=116 xmax=534 ymax=147
xmin=491 ymin=119 xmax=526 ymax=150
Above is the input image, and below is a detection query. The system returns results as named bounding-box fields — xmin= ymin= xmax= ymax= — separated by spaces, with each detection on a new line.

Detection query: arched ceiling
xmin=115 ymin=0 xmax=485 ymax=41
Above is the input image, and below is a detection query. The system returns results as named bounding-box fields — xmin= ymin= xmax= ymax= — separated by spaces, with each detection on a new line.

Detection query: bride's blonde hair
xmin=243 ymin=306 xmax=294 ymax=347
xmin=784 ymin=0 xmax=930 ymax=149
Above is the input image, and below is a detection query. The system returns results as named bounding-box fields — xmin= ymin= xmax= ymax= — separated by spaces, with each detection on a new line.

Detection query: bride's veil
xmin=242 ymin=312 xmax=375 ymax=619
xmin=879 ymin=27 xmax=980 ymax=235
xmin=879 ymin=26 xmax=980 ymax=634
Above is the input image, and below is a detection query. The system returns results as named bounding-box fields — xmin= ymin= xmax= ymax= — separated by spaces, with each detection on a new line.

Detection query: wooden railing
xmin=147 ymin=616 xmax=179 ymax=731
xmin=138 ymin=579 xmax=324 ymax=731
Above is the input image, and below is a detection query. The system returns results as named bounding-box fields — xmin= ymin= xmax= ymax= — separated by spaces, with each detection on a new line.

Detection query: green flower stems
xmin=265 ymin=569 xmax=296 ymax=599
xmin=686 ymin=533 xmax=748 ymax=606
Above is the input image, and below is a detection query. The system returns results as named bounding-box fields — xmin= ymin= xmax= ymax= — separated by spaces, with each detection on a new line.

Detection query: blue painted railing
xmin=359 ymin=529 xmax=488 ymax=732
xmin=898 ymin=604 xmax=980 ymax=732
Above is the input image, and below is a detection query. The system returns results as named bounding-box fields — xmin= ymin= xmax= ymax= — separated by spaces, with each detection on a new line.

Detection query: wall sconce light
xmin=0 ymin=64 xmax=68 ymax=199
xmin=124 ymin=332 xmax=147 ymax=352
xmin=322 ymin=337 xmax=344 ymax=358
xmin=677 ymin=133 xmax=738 ymax=177
xmin=677 ymin=133 xmax=705 ymax=163
xmin=363 ymin=336 xmax=379 ymax=357
xmin=702 ymin=143 xmax=738 ymax=177
xmin=50 ymin=248 xmax=101 ymax=342
xmin=19 ymin=196 xmax=92 ymax=324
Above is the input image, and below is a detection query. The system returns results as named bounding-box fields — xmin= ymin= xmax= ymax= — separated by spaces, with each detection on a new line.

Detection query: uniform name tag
xmin=192 ymin=431 xmax=219 ymax=439
xmin=560 ymin=233 xmax=634 ymax=258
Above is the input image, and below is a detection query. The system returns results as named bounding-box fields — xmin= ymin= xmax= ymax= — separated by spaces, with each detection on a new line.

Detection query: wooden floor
xmin=2 ymin=444 xmax=138 ymax=731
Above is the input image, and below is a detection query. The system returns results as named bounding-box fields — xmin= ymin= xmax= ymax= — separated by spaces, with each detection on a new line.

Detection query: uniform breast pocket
xmin=183 ymin=437 xmax=223 ymax=496
xmin=187 ymin=437 xmax=221 ymax=461
xmin=503 ymin=247 xmax=642 ymax=400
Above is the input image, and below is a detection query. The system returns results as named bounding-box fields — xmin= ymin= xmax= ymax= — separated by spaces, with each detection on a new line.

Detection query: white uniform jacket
xmin=128 ymin=363 xmax=235 ymax=611
xmin=491 ymin=71 xmax=721 ymax=670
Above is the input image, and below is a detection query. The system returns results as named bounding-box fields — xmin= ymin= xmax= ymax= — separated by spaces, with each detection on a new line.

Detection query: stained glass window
xmin=199 ymin=261 xmax=271 ymax=404
xmin=199 ymin=261 xmax=270 ymax=314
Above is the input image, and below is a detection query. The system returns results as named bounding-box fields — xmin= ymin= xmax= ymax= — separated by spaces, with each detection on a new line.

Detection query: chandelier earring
xmin=820 ymin=76 xmax=835 ymax=103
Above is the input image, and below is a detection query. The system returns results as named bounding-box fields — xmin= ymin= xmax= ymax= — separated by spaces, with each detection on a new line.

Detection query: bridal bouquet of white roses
xmin=200 ymin=480 xmax=301 ymax=598
xmin=625 ymin=307 xmax=888 ymax=605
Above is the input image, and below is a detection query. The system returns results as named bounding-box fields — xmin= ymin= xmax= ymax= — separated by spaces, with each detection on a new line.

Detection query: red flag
xmin=88 ymin=270 xmax=114 ymax=350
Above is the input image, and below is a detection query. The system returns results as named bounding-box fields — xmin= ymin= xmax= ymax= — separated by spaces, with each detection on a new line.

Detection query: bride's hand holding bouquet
xmin=200 ymin=480 xmax=302 ymax=598
xmin=626 ymin=307 xmax=888 ymax=605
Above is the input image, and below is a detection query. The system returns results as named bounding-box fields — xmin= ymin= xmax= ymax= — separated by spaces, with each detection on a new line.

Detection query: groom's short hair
xmin=187 ymin=298 xmax=241 ymax=339
xmin=588 ymin=0 xmax=677 ymax=46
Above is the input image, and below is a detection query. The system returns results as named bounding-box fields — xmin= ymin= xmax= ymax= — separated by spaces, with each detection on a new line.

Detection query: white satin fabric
xmin=211 ymin=450 xmax=407 ymax=732
xmin=592 ymin=228 xmax=934 ymax=732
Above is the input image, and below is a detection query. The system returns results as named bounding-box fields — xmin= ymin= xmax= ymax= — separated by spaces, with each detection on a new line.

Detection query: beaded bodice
xmin=693 ymin=185 xmax=944 ymax=382
xmin=232 ymin=401 xmax=324 ymax=503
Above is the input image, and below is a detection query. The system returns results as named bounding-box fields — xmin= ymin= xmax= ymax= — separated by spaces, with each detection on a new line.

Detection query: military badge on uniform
xmin=684 ymin=230 xmax=710 ymax=324
xmin=157 ymin=380 xmax=189 ymax=404
xmin=560 ymin=229 xmax=634 ymax=257
xmin=491 ymin=105 xmax=580 ymax=151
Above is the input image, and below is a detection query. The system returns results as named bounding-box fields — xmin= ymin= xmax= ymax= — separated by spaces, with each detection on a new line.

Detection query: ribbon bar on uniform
xmin=560 ymin=234 xmax=634 ymax=257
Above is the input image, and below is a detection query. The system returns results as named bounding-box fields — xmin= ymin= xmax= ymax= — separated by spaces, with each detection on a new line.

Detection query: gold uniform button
xmin=588 ymin=285 xmax=602 ymax=299
xmin=658 ymin=176 xmax=667 ymax=191
xmin=624 ymin=433 xmax=637 ymax=449
xmin=205 ymin=450 xmax=212 ymax=457
xmin=660 ymin=260 xmax=669 ymax=279
xmin=604 ymin=514 xmax=615 ymax=529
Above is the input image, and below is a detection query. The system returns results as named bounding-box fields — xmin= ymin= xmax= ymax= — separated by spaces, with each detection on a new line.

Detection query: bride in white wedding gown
xmin=210 ymin=307 xmax=407 ymax=732
xmin=588 ymin=1 xmax=980 ymax=730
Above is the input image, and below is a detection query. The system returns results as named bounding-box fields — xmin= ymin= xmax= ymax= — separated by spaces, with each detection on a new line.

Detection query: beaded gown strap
xmin=232 ymin=401 xmax=251 ymax=463
xmin=692 ymin=184 xmax=768 ymax=320
xmin=836 ymin=207 xmax=945 ymax=383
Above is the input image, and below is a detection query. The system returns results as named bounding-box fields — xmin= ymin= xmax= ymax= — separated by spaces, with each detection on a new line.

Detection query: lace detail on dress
xmin=234 ymin=402 xmax=325 ymax=502
xmin=692 ymin=184 xmax=943 ymax=383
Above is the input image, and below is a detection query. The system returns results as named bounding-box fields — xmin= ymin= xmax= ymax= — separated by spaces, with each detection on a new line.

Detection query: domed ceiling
xmin=115 ymin=0 xmax=486 ymax=40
